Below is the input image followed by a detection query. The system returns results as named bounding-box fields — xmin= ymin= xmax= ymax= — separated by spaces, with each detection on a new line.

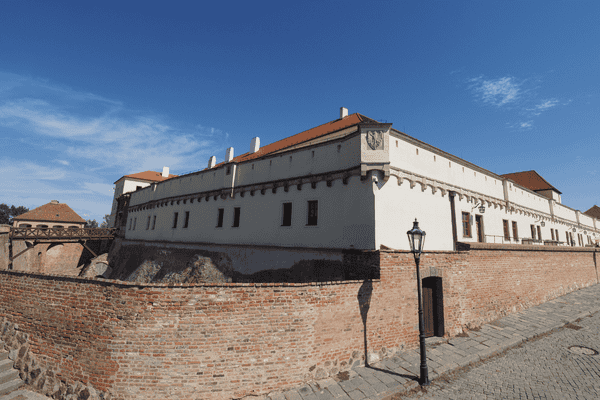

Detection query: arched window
xmin=36 ymin=224 xmax=48 ymax=231
xmin=54 ymin=225 xmax=64 ymax=229
xmin=18 ymin=224 xmax=32 ymax=228
xmin=68 ymin=226 xmax=79 ymax=230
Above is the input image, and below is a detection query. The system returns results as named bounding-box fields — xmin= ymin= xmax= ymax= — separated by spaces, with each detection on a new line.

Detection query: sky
xmin=0 ymin=1 xmax=598 ymax=223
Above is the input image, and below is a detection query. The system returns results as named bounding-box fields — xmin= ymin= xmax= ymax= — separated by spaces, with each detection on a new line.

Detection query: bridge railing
xmin=9 ymin=227 xmax=117 ymax=240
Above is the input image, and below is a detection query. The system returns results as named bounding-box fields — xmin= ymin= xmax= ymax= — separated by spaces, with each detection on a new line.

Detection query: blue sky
xmin=0 ymin=1 xmax=598 ymax=222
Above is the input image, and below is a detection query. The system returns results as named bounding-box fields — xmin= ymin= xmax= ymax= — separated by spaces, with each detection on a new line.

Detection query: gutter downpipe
xmin=449 ymin=191 xmax=458 ymax=251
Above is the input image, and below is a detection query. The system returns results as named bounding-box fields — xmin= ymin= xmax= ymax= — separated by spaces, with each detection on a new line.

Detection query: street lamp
xmin=406 ymin=218 xmax=430 ymax=386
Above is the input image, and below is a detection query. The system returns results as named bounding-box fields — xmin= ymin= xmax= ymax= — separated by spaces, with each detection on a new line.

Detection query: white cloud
xmin=55 ymin=159 xmax=70 ymax=166
xmin=470 ymin=76 xmax=521 ymax=106
xmin=529 ymin=99 xmax=559 ymax=115
xmin=82 ymin=182 xmax=114 ymax=196
xmin=520 ymin=121 xmax=533 ymax=129
xmin=0 ymin=77 xmax=224 ymax=172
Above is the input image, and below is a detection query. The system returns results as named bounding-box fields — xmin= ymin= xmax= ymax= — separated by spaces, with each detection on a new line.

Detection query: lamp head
xmin=407 ymin=218 xmax=426 ymax=256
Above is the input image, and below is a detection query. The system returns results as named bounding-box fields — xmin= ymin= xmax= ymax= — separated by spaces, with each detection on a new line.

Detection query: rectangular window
xmin=146 ymin=216 xmax=151 ymax=230
xmin=173 ymin=212 xmax=178 ymax=229
xmin=151 ymin=215 xmax=156 ymax=230
xmin=503 ymin=220 xmax=510 ymax=241
xmin=232 ymin=207 xmax=240 ymax=227
xmin=537 ymin=226 xmax=542 ymax=241
xmin=554 ymin=229 xmax=559 ymax=241
xmin=578 ymin=234 xmax=583 ymax=246
xmin=217 ymin=208 xmax=224 ymax=227
xmin=551 ymin=229 xmax=555 ymax=241
xmin=531 ymin=225 xmax=536 ymax=240
xmin=462 ymin=212 xmax=471 ymax=237
xmin=282 ymin=202 xmax=292 ymax=226
xmin=184 ymin=211 xmax=190 ymax=228
xmin=128 ymin=218 xmax=132 ymax=230
xmin=512 ymin=221 xmax=519 ymax=240
xmin=307 ymin=200 xmax=318 ymax=226
xmin=133 ymin=218 xmax=137 ymax=230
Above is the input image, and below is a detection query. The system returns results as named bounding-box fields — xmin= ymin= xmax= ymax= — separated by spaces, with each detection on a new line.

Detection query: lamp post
xmin=406 ymin=218 xmax=430 ymax=386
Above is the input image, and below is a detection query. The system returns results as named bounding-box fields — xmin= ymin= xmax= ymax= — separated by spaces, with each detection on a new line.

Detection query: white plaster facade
xmin=121 ymin=110 xmax=600 ymax=256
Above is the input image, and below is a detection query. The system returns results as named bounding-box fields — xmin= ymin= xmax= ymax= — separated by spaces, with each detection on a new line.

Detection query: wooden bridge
xmin=9 ymin=227 xmax=116 ymax=241
xmin=8 ymin=227 xmax=117 ymax=263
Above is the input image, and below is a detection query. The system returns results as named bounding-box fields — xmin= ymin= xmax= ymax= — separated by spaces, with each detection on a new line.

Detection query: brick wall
xmin=0 ymin=244 xmax=597 ymax=399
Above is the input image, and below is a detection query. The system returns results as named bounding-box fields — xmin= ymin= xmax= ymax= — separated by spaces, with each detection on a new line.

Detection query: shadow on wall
xmin=108 ymin=240 xmax=380 ymax=284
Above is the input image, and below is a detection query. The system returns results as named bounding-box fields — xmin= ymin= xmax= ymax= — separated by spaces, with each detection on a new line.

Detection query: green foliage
xmin=0 ymin=203 xmax=30 ymax=225
xmin=99 ymin=214 xmax=110 ymax=228
xmin=85 ymin=219 xmax=99 ymax=228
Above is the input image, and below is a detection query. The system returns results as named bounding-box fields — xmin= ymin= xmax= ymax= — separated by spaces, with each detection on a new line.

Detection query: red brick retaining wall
xmin=0 ymin=244 xmax=597 ymax=399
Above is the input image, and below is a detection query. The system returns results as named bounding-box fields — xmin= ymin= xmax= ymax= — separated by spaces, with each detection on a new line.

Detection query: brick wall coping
xmin=0 ymin=269 xmax=379 ymax=289
xmin=457 ymin=241 xmax=600 ymax=252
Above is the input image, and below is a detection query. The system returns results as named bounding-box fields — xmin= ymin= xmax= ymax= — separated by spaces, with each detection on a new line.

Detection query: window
xmin=282 ymin=202 xmax=292 ymax=226
xmin=226 ymin=166 xmax=231 ymax=175
xmin=152 ymin=215 xmax=156 ymax=230
xmin=146 ymin=216 xmax=151 ymax=230
xmin=184 ymin=211 xmax=190 ymax=228
xmin=512 ymin=221 xmax=519 ymax=240
xmin=537 ymin=226 xmax=542 ymax=241
xmin=551 ymin=229 xmax=555 ymax=241
xmin=136 ymin=186 xmax=142 ymax=191
xmin=554 ymin=229 xmax=559 ymax=241
xmin=307 ymin=200 xmax=318 ymax=226
xmin=578 ymin=234 xmax=583 ymax=246
xmin=128 ymin=218 xmax=132 ymax=230
xmin=232 ymin=207 xmax=240 ymax=227
xmin=133 ymin=218 xmax=137 ymax=230
xmin=531 ymin=225 xmax=536 ymax=240
xmin=462 ymin=212 xmax=471 ymax=237
xmin=217 ymin=208 xmax=224 ymax=227
xmin=172 ymin=212 xmax=178 ymax=228
xmin=503 ymin=220 xmax=510 ymax=241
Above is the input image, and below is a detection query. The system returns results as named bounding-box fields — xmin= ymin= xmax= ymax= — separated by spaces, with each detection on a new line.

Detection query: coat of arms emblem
xmin=366 ymin=131 xmax=384 ymax=150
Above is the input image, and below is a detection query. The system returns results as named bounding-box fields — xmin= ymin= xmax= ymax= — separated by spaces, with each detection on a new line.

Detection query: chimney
xmin=208 ymin=156 xmax=216 ymax=169
xmin=50 ymin=200 xmax=59 ymax=204
xmin=250 ymin=137 xmax=260 ymax=153
xmin=226 ymin=147 xmax=234 ymax=162
xmin=161 ymin=166 xmax=169 ymax=177
xmin=340 ymin=107 xmax=348 ymax=119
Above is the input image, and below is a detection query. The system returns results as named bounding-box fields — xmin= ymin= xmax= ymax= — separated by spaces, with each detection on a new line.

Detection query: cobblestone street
xmin=396 ymin=311 xmax=600 ymax=400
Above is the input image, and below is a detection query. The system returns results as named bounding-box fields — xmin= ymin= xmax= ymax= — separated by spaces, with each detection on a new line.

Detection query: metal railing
xmin=9 ymin=227 xmax=116 ymax=240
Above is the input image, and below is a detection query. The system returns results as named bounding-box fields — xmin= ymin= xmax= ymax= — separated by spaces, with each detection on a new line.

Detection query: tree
xmin=99 ymin=214 xmax=110 ymax=228
xmin=0 ymin=204 xmax=30 ymax=225
xmin=85 ymin=219 xmax=99 ymax=228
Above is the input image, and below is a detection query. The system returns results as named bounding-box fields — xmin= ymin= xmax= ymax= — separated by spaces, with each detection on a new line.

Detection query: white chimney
xmin=50 ymin=200 xmax=59 ymax=204
xmin=340 ymin=107 xmax=348 ymax=119
xmin=226 ymin=147 xmax=234 ymax=162
xmin=161 ymin=166 xmax=169 ymax=177
xmin=250 ymin=137 xmax=260 ymax=153
xmin=208 ymin=156 xmax=216 ymax=168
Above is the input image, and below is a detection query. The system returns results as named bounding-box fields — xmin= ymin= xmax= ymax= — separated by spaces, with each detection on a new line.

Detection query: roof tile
xmin=13 ymin=201 xmax=86 ymax=223
xmin=501 ymin=170 xmax=562 ymax=194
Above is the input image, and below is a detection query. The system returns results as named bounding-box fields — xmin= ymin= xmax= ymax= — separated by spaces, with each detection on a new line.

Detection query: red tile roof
xmin=584 ymin=205 xmax=600 ymax=219
xmin=13 ymin=201 xmax=86 ymax=224
xmin=501 ymin=170 xmax=562 ymax=194
xmin=114 ymin=171 xmax=178 ymax=184
xmin=214 ymin=113 xmax=379 ymax=168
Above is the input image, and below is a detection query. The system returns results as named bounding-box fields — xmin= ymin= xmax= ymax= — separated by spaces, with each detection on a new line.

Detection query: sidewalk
xmin=265 ymin=282 xmax=600 ymax=400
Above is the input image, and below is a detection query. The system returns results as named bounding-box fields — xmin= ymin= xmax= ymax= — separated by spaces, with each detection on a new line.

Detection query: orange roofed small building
xmin=109 ymin=167 xmax=178 ymax=228
xmin=12 ymin=200 xmax=86 ymax=229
